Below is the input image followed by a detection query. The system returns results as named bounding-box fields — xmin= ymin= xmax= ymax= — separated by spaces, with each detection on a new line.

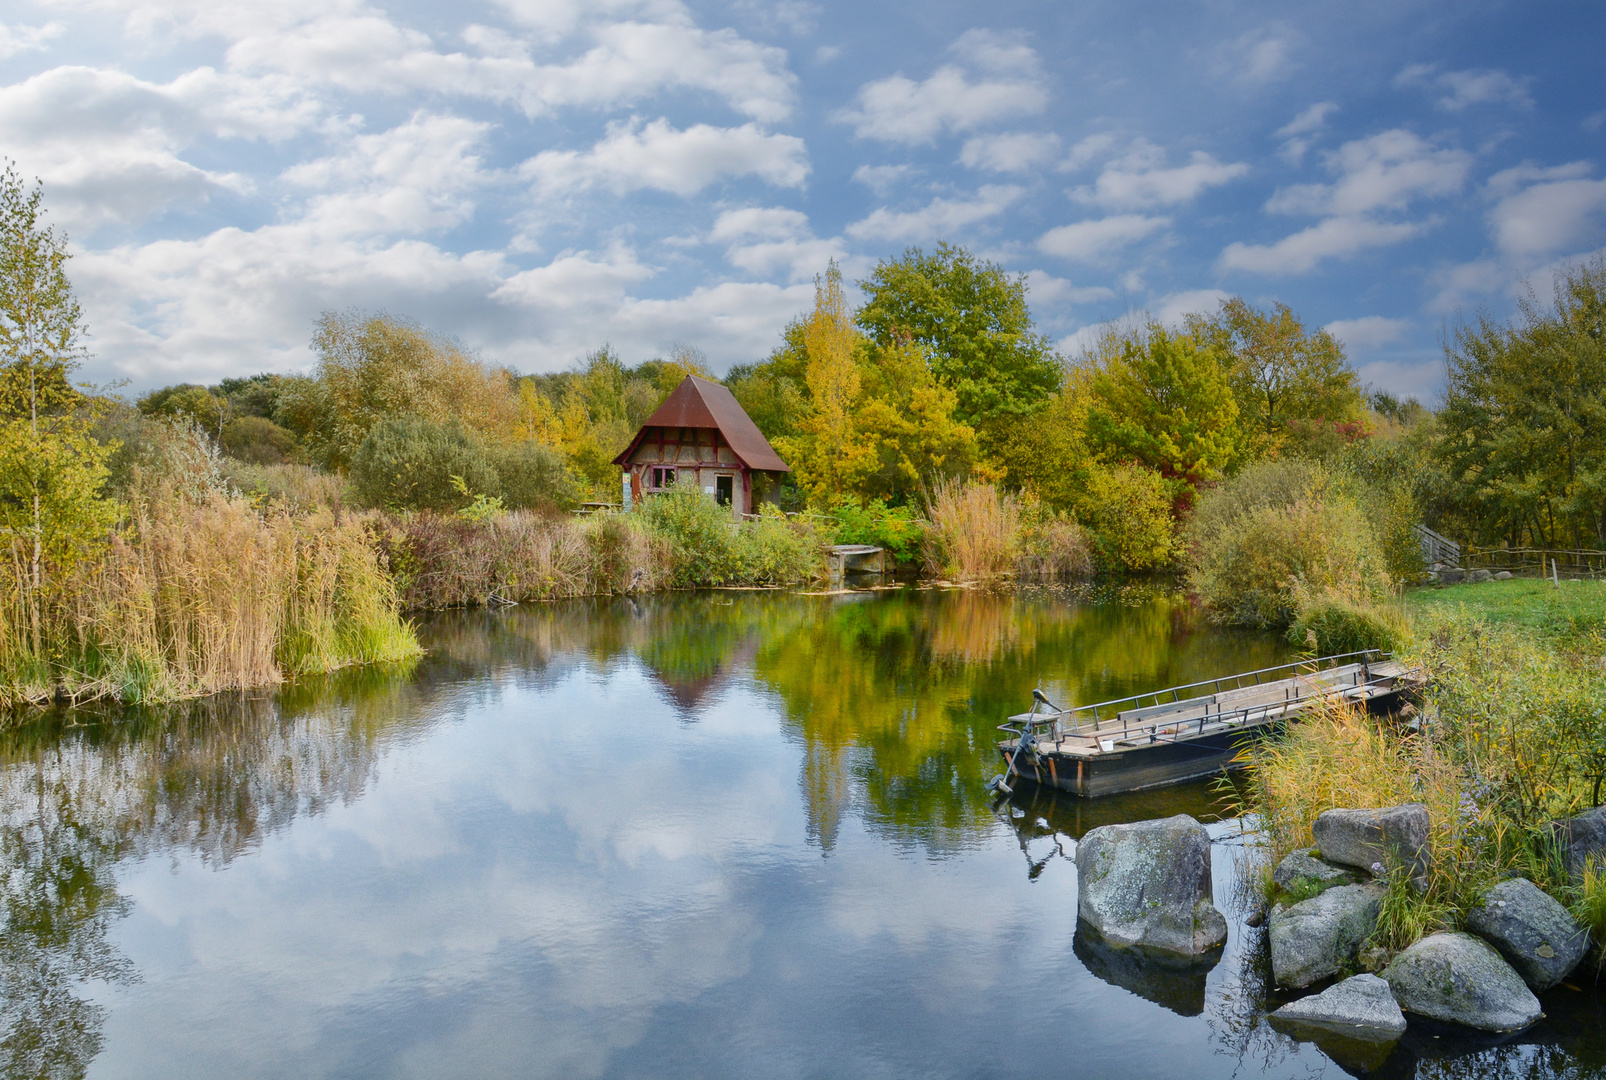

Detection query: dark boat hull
xmin=999 ymin=686 xmax=1412 ymax=798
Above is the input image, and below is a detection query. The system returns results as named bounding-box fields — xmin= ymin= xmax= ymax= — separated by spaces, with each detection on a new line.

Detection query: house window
xmin=652 ymin=467 xmax=675 ymax=489
xmin=715 ymin=474 xmax=734 ymax=507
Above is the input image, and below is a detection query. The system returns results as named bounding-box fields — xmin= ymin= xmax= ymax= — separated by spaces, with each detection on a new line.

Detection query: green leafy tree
xmin=349 ymin=416 xmax=500 ymax=513
xmin=856 ymin=243 xmax=1061 ymax=447
xmin=0 ymin=163 xmax=119 ymax=659
xmin=1186 ymin=298 xmax=1363 ymax=460
xmin=1085 ymin=325 xmax=1239 ymax=498
xmin=1436 ymin=256 xmax=1606 ymax=549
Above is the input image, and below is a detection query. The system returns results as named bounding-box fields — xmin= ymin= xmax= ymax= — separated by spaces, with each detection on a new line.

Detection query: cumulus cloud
xmin=1072 ymin=140 xmax=1248 ymax=210
xmin=1224 ymin=129 xmax=1468 ymax=275
xmin=0 ymin=19 xmax=64 ymax=56
xmin=1427 ymin=258 xmax=1506 ymax=314
xmin=1396 ymin=64 xmax=1533 ymax=112
xmin=836 ymin=29 xmax=1047 ymax=145
xmin=1484 ymin=161 xmax=1606 ymax=258
xmin=1217 ymin=24 xmax=1302 ymax=85
xmin=1036 ymin=214 xmax=1169 ymax=261
xmin=850 ymin=164 xmax=912 ymax=196
xmin=521 ymin=118 xmax=809 ymax=196
xmin=1022 ymin=270 xmax=1116 ymax=306
xmin=1324 ymin=315 xmax=1410 ymax=348
xmin=845 ymin=185 xmax=1022 ymax=242
xmin=1154 ymin=288 xmax=1230 ymax=327
xmin=706 ymin=206 xmax=847 ymax=282
xmin=1219 ymin=217 xmax=1425 ymax=274
xmin=1265 ymin=129 xmax=1471 ymax=217
xmin=1275 ymin=102 xmax=1337 ymax=165
xmin=958 ymin=132 xmax=1061 ymax=173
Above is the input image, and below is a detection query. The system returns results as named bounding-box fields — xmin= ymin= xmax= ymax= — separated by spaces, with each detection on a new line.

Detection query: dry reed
xmin=923 ymin=480 xmax=1020 ymax=583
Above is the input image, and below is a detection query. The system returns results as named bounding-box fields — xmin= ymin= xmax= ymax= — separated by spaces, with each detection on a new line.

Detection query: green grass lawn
xmin=1403 ymin=577 xmax=1606 ymax=644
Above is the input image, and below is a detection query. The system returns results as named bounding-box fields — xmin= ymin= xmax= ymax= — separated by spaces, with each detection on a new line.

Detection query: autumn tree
xmin=0 ymin=163 xmax=119 ymax=659
xmin=856 ymin=243 xmax=1061 ymax=449
xmin=1085 ymin=325 xmax=1239 ymax=501
xmin=1186 ymin=298 xmax=1363 ymax=459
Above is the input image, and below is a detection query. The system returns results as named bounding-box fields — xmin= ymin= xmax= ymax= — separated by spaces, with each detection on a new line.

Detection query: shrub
xmin=1016 ymin=510 xmax=1093 ymax=582
xmin=221 ymin=415 xmax=301 ymax=465
xmin=350 ymin=416 xmax=498 ymax=512
xmin=1077 ymin=461 xmax=1175 ymax=572
xmin=636 ymin=493 xmax=741 ymax=587
xmin=821 ymin=498 xmax=923 ymax=563
xmin=1190 ymin=489 xmax=1390 ymax=628
xmin=923 ymin=480 xmax=1019 ymax=582
xmin=1288 ymin=593 xmax=1410 ymax=656
xmin=495 ymin=441 xmax=580 ymax=512
xmin=222 ymin=461 xmax=350 ymax=512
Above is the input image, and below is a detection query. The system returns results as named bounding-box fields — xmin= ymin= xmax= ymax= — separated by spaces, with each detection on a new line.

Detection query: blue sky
xmin=2 ymin=0 xmax=1603 ymax=398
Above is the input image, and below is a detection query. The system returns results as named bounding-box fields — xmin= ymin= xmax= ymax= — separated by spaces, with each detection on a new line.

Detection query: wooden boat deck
xmin=996 ymin=652 xmax=1426 ymax=797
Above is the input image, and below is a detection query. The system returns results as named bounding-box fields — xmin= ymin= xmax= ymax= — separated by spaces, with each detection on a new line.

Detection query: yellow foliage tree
xmin=781 ymin=262 xmax=867 ymax=503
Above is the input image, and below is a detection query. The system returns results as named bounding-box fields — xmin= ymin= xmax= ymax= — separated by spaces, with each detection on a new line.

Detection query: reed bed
xmin=1 ymin=495 xmax=419 ymax=707
xmin=924 ymin=480 xmax=1020 ymax=583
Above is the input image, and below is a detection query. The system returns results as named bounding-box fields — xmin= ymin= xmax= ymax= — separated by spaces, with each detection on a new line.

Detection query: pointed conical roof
xmin=612 ymin=376 xmax=790 ymax=472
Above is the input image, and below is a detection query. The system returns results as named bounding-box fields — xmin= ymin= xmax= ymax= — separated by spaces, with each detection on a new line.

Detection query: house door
xmin=715 ymin=474 xmax=734 ymax=507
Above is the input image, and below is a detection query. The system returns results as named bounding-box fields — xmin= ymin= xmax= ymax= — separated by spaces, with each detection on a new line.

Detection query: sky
xmin=2 ymin=0 xmax=1604 ymax=399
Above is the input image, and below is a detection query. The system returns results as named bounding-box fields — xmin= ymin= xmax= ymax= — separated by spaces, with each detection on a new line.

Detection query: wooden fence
xmin=1461 ymin=548 xmax=1606 ymax=579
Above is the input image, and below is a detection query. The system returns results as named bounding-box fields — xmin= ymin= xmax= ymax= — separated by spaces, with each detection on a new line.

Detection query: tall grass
xmin=924 ymin=480 xmax=1020 ymax=582
xmin=1 ymin=494 xmax=419 ymax=707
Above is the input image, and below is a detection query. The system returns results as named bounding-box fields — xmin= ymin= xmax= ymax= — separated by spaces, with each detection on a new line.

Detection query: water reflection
xmin=0 ymin=587 xmax=1595 ymax=1079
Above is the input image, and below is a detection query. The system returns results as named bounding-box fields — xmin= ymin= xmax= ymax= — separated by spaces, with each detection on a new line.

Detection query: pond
xmin=0 ymin=586 xmax=1600 ymax=1079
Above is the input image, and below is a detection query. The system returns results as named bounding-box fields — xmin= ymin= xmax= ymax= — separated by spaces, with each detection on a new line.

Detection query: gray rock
xmin=1438 ymin=569 xmax=1466 ymax=585
xmin=1383 ymin=932 xmax=1542 ymax=1033
xmin=1493 ymin=570 xmax=1514 ymax=580
xmin=1465 ymin=878 xmax=1589 ymax=991
xmin=1273 ymin=850 xmax=1355 ymax=897
xmin=1269 ymin=882 xmax=1385 ymax=989
xmin=1271 ymin=973 xmax=1407 ymax=1037
xmin=1547 ymin=806 xmax=1606 ymax=884
xmin=1075 ymin=814 xmax=1228 ymax=958
xmin=1468 ymin=568 xmax=1494 ymax=583
xmin=1313 ymin=804 xmax=1431 ymax=879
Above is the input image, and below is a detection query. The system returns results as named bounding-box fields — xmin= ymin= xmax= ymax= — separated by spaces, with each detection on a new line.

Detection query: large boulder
xmin=1547 ymin=806 xmax=1606 ymax=884
xmin=1383 ymin=932 xmax=1542 ymax=1033
xmin=1313 ymin=804 xmax=1431 ymax=879
xmin=1270 ymin=973 xmax=1407 ymax=1037
xmin=1467 ymin=568 xmax=1494 ymax=583
xmin=1273 ymin=850 xmax=1355 ymax=897
xmin=1269 ymin=882 xmax=1385 ymax=989
xmin=1074 ymin=814 xmax=1228 ymax=958
xmin=1464 ymin=877 xmax=1588 ymax=991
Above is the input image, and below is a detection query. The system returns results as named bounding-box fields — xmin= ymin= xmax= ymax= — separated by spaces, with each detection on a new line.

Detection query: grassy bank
xmin=1237 ymin=578 xmax=1606 ymax=971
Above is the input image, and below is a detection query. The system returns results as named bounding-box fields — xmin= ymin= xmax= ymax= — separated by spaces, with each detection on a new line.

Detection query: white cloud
xmin=1324 ymin=315 xmax=1410 ymax=348
xmin=1218 ymin=24 xmax=1301 ymax=85
xmin=1219 ymin=216 xmax=1425 ymax=274
xmin=282 ymin=113 xmax=493 ymax=237
xmin=1036 ymin=214 xmax=1169 ymax=261
xmin=836 ymin=30 xmax=1047 ymax=145
xmin=1397 ymin=64 xmax=1533 ymax=112
xmin=850 ymin=164 xmax=912 ymax=196
xmin=521 ymin=118 xmax=809 ymax=196
xmin=1072 ymin=140 xmax=1248 ymax=210
xmin=845 ymin=185 xmax=1022 ymax=242
xmin=1059 ymin=132 xmax=1118 ymax=173
xmin=706 ymin=206 xmax=846 ymax=282
xmin=1154 ymin=288 xmax=1230 ymax=327
xmin=0 ymin=19 xmax=64 ymax=57
xmin=1427 ymin=258 xmax=1505 ymax=314
xmin=958 ymin=132 xmax=1061 ymax=173
xmin=1023 ymin=270 xmax=1116 ymax=306
xmin=1485 ymin=162 xmax=1606 ymax=258
xmin=1266 ymin=129 xmax=1471 ymax=217
xmin=1275 ymin=102 xmax=1337 ymax=165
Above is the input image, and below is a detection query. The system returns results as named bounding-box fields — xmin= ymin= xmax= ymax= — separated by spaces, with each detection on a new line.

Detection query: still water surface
xmin=1 ymin=586 xmax=1600 ymax=1079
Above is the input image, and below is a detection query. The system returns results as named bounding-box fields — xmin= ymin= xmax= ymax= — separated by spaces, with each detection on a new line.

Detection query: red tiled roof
xmin=612 ymin=376 xmax=790 ymax=472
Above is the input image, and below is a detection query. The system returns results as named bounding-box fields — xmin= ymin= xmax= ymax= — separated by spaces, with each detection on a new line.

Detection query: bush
xmin=924 ymin=480 xmax=1019 ymax=582
xmin=821 ymin=498 xmax=923 ymax=563
xmin=221 ymin=415 xmax=301 ymax=465
xmin=495 ymin=441 xmax=580 ymax=512
xmin=1016 ymin=506 xmax=1093 ymax=582
xmin=350 ymin=416 xmax=498 ymax=512
xmin=1288 ymin=593 xmax=1410 ymax=656
xmin=1189 ymin=460 xmax=1392 ymax=628
xmin=1077 ymin=461 xmax=1175 ymax=572
xmin=636 ymin=493 xmax=821 ymax=588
